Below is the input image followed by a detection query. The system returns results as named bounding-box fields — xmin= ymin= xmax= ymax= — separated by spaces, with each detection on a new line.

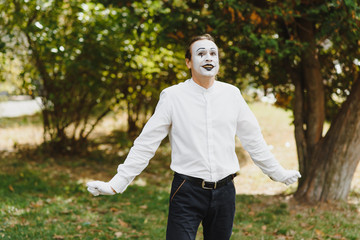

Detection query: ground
xmin=1 ymin=101 xmax=359 ymax=239
xmin=1 ymin=101 xmax=359 ymax=197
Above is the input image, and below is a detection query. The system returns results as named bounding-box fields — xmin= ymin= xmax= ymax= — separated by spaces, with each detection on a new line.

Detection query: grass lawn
xmin=1 ymin=102 xmax=360 ymax=239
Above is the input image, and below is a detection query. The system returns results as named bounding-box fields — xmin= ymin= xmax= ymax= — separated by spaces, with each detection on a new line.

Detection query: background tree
xmin=110 ymin=0 xmax=187 ymax=139
xmin=3 ymin=0 xmax=186 ymax=151
xmin=218 ymin=0 xmax=359 ymax=202
xmin=0 ymin=1 xmax=26 ymax=96
xmin=245 ymin=0 xmax=360 ymax=203
xmin=6 ymin=0 xmax=128 ymax=153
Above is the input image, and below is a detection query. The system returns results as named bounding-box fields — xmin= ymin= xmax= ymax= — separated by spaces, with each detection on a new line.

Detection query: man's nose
xmin=205 ymin=54 xmax=212 ymax=61
xmin=205 ymin=52 xmax=216 ymax=60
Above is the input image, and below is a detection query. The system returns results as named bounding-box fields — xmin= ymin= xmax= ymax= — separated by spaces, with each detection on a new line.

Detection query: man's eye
xmin=199 ymin=53 xmax=204 ymax=57
xmin=211 ymin=52 xmax=217 ymax=56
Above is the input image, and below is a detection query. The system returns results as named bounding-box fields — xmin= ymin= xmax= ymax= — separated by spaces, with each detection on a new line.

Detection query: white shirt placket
xmin=204 ymin=91 xmax=215 ymax=181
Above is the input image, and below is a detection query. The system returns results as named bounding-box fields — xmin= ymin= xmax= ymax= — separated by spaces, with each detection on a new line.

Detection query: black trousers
xmin=166 ymin=173 xmax=236 ymax=240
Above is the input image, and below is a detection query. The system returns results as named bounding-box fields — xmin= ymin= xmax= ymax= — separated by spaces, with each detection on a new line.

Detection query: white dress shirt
xmin=109 ymin=78 xmax=287 ymax=193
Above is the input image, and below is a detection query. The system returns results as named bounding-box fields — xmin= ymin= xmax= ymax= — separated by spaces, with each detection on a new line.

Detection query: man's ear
xmin=185 ymin=58 xmax=191 ymax=69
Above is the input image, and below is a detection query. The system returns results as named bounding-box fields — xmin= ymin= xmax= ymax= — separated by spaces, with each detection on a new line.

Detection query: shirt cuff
xmin=108 ymin=173 xmax=131 ymax=193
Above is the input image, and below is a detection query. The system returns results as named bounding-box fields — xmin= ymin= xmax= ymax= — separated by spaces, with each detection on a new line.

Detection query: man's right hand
xmin=86 ymin=181 xmax=116 ymax=196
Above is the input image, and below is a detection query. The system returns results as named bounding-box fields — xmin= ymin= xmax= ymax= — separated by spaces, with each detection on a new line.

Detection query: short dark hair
xmin=185 ymin=34 xmax=215 ymax=60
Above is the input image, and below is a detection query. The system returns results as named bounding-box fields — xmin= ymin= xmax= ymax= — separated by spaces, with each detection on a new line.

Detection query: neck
xmin=192 ymin=76 xmax=215 ymax=89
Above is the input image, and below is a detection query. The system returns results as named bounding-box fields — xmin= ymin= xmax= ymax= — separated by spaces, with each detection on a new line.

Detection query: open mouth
xmin=202 ymin=64 xmax=215 ymax=71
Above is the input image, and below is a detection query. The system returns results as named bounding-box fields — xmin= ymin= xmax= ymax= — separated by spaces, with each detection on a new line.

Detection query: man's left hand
xmin=282 ymin=170 xmax=301 ymax=185
xmin=270 ymin=169 xmax=301 ymax=185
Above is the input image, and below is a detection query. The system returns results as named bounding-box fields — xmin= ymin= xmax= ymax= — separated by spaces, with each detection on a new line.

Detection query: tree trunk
xmin=292 ymin=17 xmax=325 ymax=195
xmin=127 ymin=102 xmax=139 ymax=141
xmin=293 ymin=18 xmax=360 ymax=202
xmin=295 ymin=76 xmax=360 ymax=202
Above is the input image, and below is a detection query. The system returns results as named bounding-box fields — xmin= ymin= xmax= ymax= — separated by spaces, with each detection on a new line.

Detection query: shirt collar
xmin=189 ymin=78 xmax=217 ymax=94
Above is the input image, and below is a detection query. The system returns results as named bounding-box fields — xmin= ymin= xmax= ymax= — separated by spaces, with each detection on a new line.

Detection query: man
xmin=87 ymin=34 xmax=301 ymax=240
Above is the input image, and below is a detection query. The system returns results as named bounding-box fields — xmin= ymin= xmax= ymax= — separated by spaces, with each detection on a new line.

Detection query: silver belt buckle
xmin=202 ymin=180 xmax=217 ymax=190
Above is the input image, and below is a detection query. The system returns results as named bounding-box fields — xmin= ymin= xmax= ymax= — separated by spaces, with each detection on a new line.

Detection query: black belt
xmin=175 ymin=172 xmax=239 ymax=190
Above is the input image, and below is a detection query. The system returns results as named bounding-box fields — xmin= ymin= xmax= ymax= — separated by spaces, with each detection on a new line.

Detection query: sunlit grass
xmin=0 ymin=113 xmax=43 ymax=128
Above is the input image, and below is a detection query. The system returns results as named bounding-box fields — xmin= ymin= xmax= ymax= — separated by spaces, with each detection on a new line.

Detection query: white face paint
xmin=188 ymin=40 xmax=219 ymax=79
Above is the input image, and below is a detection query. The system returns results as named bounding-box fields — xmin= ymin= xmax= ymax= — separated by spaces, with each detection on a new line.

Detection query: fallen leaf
xmin=110 ymin=207 xmax=118 ymax=212
xmin=300 ymin=222 xmax=314 ymax=230
xmin=330 ymin=233 xmax=343 ymax=239
xmin=115 ymin=232 xmax=123 ymax=238
xmin=242 ymin=230 xmax=252 ymax=236
xmin=120 ymin=202 xmax=131 ymax=206
xmin=53 ymin=235 xmax=65 ymax=240
xmin=108 ymin=226 xmax=117 ymax=232
xmin=30 ymin=200 xmax=44 ymax=208
xmin=245 ymin=224 xmax=252 ymax=229
xmin=315 ymin=229 xmax=325 ymax=237
xmin=300 ymin=222 xmax=307 ymax=228
xmin=8 ymin=185 xmax=14 ymax=192
xmin=262 ymin=225 xmax=267 ymax=231
xmin=118 ymin=219 xmax=129 ymax=228
xmin=60 ymin=210 xmax=72 ymax=214
xmin=288 ymin=229 xmax=296 ymax=236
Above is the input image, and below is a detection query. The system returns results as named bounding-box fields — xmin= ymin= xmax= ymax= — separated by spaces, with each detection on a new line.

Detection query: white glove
xmin=86 ymin=181 xmax=116 ymax=196
xmin=270 ymin=169 xmax=301 ymax=185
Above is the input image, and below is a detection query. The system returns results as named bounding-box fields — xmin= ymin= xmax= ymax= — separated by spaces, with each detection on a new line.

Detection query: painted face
xmin=188 ymin=40 xmax=219 ymax=78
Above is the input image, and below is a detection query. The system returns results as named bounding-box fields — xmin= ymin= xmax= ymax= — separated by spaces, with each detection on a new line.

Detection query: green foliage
xmin=232 ymin=0 xmax=360 ymax=119
xmin=157 ymin=0 xmax=359 ymax=119
xmin=1 ymin=0 xmax=359 ymax=156
xmin=1 ymin=0 xmax=188 ymax=152
xmin=2 ymin=0 xmax=124 ymax=152
xmin=107 ymin=0 xmax=187 ymax=137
